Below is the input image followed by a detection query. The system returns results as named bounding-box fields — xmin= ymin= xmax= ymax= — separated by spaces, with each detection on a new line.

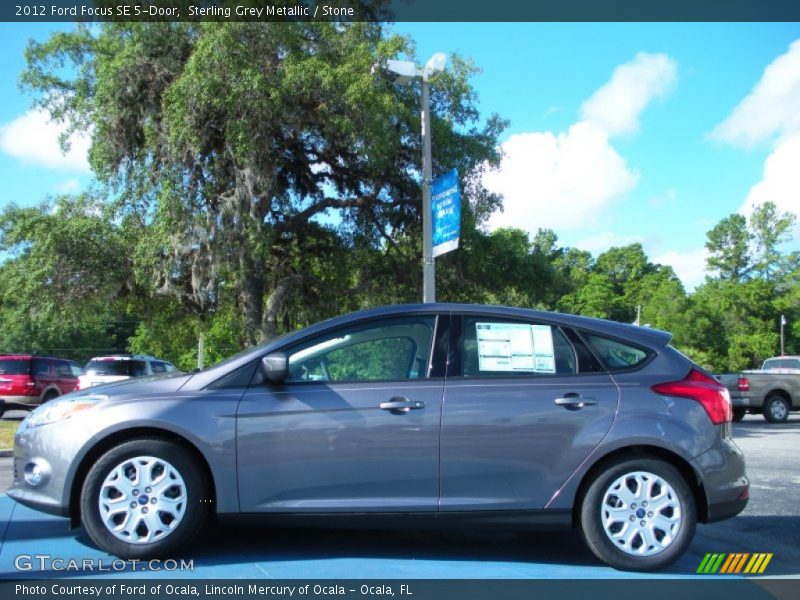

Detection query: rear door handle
xmin=554 ymin=395 xmax=597 ymax=409
xmin=379 ymin=397 xmax=425 ymax=414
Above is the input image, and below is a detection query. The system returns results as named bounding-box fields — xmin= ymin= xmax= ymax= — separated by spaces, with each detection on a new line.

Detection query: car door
xmin=439 ymin=313 xmax=619 ymax=511
xmin=237 ymin=313 xmax=447 ymax=513
xmin=55 ymin=360 xmax=78 ymax=394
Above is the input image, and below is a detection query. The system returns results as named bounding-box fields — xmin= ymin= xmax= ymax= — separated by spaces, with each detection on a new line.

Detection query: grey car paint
xmin=9 ymin=303 xmax=747 ymax=533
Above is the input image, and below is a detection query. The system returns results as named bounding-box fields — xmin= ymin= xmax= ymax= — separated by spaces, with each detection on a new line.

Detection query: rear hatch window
xmin=0 ymin=359 xmax=31 ymax=375
xmin=85 ymin=359 xmax=147 ymax=377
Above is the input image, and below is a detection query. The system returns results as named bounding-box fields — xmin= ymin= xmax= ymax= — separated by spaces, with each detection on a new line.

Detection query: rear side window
xmin=583 ymin=334 xmax=650 ymax=371
xmin=32 ymin=358 xmax=53 ymax=376
xmin=0 ymin=359 xmax=30 ymax=375
xmin=462 ymin=318 xmax=576 ymax=377
xmin=56 ymin=361 xmax=75 ymax=378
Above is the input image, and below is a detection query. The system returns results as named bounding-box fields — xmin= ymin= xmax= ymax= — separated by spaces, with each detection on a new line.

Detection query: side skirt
xmin=216 ymin=510 xmax=573 ymax=532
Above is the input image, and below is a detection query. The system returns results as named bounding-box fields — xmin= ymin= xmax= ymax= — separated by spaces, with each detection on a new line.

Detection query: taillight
xmin=652 ymin=368 xmax=732 ymax=425
xmin=738 ymin=376 xmax=750 ymax=392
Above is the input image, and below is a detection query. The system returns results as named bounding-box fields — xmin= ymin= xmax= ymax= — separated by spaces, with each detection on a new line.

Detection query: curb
xmin=0 ymin=449 xmax=12 ymax=457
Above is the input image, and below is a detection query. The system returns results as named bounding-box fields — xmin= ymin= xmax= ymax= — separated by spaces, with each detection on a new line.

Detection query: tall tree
xmin=704 ymin=213 xmax=752 ymax=281
xmin=749 ymin=201 xmax=797 ymax=281
xmin=23 ymin=20 xmax=504 ymax=345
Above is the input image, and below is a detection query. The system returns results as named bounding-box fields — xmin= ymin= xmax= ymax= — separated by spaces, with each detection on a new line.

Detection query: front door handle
xmin=379 ymin=397 xmax=425 ymax=414
xmin=554 ymin=394 xmax=597 ymax=409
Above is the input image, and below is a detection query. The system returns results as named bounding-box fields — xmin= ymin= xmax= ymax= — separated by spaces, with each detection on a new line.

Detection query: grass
xmin=0 ymin=420 xmax=18 ymax=449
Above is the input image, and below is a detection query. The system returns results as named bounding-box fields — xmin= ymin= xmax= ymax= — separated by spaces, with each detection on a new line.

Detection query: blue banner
xmin=431 ymin=169 xmax=461 ymax=258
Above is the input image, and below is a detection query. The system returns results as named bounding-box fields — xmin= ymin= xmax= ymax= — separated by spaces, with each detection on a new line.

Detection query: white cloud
xmin=0 ymin=108 xmax=91 ymax=173
xmin=483 ymin=52 xmax=677 ymax=234
xmin=580 ymin=52 xmax=678 ymax=138
xmin=711 ymin=40 xmax=800 ymax=230
xmin=572 ymin=231 xmax=645 ymax=255
xmin=53 ymin=178 xmax=82 ymax=194
xmin=484 ymin=123 xmax=639 ymax=232
xmin=739 ymin=133 xmax=800 ymax=230
xmin=710 ymin=40 xmax=800 ymax=148
xmin=653 ymin=247 xmax=709 ymax=292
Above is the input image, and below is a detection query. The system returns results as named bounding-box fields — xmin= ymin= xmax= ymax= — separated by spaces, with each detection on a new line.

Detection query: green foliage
xmin=3 ymin=22 xmax=796 ymax=375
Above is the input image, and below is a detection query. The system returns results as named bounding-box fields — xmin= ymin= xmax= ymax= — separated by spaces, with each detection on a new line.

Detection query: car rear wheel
xmin=579 ymin=457 xmax=696 ymax=571
xmin=732 ymin=407 xmax=746 ymax=422
xmin=42 ymin=390 xmax=59 ymax=403
xmin=763 ymin=395 xmax=789 ymax=423
xmin=80 ymin=438 xmax=209 ymax=559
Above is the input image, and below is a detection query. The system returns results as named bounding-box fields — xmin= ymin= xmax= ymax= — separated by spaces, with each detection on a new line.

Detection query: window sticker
xmin=475 ymin=322 xmax=556 ymax=373
xmin=531 ymin=324 xmax=556 ymax=373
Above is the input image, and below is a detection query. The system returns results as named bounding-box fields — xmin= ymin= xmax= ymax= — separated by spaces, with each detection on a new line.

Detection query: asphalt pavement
xmin=0 ymin=413 xmax=797 ymax=579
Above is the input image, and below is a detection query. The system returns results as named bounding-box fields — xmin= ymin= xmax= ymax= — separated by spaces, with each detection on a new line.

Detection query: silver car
xmin=8 ymin=304 xmax=748 ymax=571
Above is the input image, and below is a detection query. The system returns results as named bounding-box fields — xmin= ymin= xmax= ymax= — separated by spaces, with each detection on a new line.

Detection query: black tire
xmin=732 ymin=407 xmax=746 ymax=422
xmin=80 ymin=438 xmax=209 ymax=559
xmin=763 ymin=395 xmax=790 ymax=423
xmin=42 ymin=390 xmax=59 ymax=403
xmin=579 ymin=457 xmax=696 ymax=571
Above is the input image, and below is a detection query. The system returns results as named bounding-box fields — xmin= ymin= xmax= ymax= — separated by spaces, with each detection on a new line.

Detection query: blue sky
xmin=1 ymin=22 xmax=799 ymax=289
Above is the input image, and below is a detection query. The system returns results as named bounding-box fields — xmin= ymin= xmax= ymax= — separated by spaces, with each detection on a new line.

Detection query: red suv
xmin=0 ymin=354 xmax=81 ymax=417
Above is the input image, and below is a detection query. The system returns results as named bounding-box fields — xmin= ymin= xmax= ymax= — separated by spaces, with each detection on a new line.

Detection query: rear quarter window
xmin=583 ymin=333 xmax=651 ymax=371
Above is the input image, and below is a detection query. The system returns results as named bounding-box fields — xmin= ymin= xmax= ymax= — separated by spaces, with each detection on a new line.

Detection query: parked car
xmin=0 ymin=354 xmax=81 ymax=417
xmin=8 ymin=304 xmax=748 ymax=571
xmin=77 ymin=354 xmax=180 ymax=390
xmin=718 ymin=359 xmax=800 ymax=422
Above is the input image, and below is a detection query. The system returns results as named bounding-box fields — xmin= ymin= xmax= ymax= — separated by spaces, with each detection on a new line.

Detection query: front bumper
xmin=7 ymin=418 xmax=84 ymax=519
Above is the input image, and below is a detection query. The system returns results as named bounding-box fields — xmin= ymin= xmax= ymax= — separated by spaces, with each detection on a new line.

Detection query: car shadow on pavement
xmin=186 ymin=524 xmax=602 ymax=568
xmin=732 ymin=418 xmax=800 ymax=438
xmin=3 ymin=518 xmax=77 ymax=541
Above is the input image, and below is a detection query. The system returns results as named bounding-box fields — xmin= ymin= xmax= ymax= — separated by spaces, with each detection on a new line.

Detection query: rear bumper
xmin=691 ymin=435 xmax=749 ymax=523
xmin=0 ymin=397 xmax=39 ymax=412
xmin=707 ymin=496 xmax=748 ymax=522
xmin=729 ymin=394 xmax=750 ymax=408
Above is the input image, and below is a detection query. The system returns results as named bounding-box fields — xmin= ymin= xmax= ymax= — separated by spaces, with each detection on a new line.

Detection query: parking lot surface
xmin=0 ymin=414 xmax=797 ymax=580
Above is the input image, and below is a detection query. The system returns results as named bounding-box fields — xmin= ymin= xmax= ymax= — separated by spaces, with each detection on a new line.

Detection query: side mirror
xmin=261 ymin=352 xmax=288 ymax=383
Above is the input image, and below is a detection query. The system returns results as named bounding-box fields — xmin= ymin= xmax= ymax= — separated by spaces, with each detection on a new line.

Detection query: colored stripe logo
xmin=697 ymin=553 xmax=773 ymax=574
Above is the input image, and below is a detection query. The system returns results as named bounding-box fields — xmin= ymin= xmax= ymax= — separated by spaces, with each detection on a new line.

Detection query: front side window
xmin=462 ymin=317 xmax=576 ymax=377
xmin=151 ymin=361 xmax=167 ymax=374
xmin=286 ymin=316 xmax=436 ymax=383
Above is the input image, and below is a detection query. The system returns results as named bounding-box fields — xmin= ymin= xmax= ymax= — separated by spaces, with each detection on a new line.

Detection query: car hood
xmin=68 ymin=372 xmax=193 ymax=398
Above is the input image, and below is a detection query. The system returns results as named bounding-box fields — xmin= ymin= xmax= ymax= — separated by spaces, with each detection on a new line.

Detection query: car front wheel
xmin=80 ymin=438 xmax=209 ymax=559
xmin=580 ymin=457 xmax=696 ymax=571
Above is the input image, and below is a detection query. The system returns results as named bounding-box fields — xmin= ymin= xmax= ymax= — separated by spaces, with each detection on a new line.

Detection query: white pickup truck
xmin=717 ymin=356 xmax=800 ymax=422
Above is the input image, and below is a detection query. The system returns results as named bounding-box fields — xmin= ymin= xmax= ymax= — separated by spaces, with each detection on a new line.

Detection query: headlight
xmin=26 ymin=396 xmax=104 ymax=428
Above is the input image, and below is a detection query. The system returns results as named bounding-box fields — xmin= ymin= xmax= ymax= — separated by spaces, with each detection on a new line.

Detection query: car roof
xmin=0 ymin=354 xmax=75 ymax=362
xmin=87 ymin=354 xmax=160 ymax=361
xmin=185 ymin=303 xmax=673 ymax=390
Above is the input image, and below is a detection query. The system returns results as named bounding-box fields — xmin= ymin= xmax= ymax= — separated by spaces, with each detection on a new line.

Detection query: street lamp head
xmin=424 ymin=53 xmax=447 ymax=79
xmin=383 ymin=59 xmax=421 ymax=85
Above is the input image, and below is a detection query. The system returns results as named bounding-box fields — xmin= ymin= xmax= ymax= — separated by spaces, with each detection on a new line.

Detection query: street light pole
xmin=421 ymin=76 xmax=435 ymax=303
xmin=377 ymin=53 xmax=446 ymax=304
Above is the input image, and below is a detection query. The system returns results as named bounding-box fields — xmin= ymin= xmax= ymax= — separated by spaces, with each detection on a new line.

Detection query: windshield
xmin=0 ymin=359 xmax=30 ymax=375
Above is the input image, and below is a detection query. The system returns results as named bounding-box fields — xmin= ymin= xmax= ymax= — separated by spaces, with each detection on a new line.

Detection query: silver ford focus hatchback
xmin=8 ymin=304 xmax=748 ymax=571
